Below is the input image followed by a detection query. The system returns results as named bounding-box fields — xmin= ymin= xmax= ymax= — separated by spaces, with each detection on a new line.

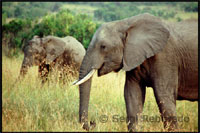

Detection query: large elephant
xmin=73 ymin=13 xmax=198 ymax=131
xmin=20 ymin=35 xmax=86 ymax=83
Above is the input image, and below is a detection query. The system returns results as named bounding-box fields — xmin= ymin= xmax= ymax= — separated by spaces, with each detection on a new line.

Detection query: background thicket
xmin=2 ymin=2 xmax=198 ymax=56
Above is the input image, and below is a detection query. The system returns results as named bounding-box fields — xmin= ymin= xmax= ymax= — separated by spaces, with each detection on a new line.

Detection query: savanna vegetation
xmin=2 ymin=55 xmax=198 ymax=132
xmin=2 ymin=2 xmax=198 ymax=132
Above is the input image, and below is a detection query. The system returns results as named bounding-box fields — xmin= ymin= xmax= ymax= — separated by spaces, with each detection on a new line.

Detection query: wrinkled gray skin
xmin=20 ymin=35 xmax=85 ymax=83
xmin=78 ymin=13 xmax=198 ymax=131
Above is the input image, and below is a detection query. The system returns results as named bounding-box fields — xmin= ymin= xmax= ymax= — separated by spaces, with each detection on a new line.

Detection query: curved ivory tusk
xmin=72 ymin=69 xmax=96 ymax=85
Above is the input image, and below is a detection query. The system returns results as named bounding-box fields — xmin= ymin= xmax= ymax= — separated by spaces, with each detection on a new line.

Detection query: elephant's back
xmin=174 ymin=20 xmax=197 ymax=40
xmin=62 ymin=36 xmax=86 ymax=64
xmin=174 ymin=20 xmax=198 ymax=100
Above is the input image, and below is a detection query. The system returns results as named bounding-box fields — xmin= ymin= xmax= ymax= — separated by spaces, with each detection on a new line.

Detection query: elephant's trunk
xmin=19 ymin=57 xmax=30 ymax=77
xmin=78 ymin=53 xmax=95 ymax=131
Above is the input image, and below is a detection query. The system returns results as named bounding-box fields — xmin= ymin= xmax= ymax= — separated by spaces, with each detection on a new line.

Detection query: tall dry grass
xmin=2 ymin=53 xmax=198 ymax=132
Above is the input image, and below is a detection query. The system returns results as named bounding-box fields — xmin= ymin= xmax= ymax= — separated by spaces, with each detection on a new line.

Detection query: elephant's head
xmin=73 ymin=13 xmax=170 ymax=130
xmin=20 ymin=35 xmax=67 ymax=77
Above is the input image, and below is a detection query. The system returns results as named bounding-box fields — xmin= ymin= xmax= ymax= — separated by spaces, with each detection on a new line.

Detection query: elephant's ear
xmin=122 ymin=17 xmax=170 ymax=71
xmin=43 ymin=36 xmax=66 ymax=64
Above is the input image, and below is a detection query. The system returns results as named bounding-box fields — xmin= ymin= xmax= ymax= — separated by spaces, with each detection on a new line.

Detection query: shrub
xmin=3 ymin=9 xmax=99 ymax=54
xmin=181 ymin=2 xmax=198 ymax=12
xmin=31 ymin=9 xmax=98 ymax=49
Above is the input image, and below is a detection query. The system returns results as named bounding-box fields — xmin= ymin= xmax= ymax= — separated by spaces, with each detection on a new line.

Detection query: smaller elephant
xmin=20 ymin=35 xmax=86 ymax=83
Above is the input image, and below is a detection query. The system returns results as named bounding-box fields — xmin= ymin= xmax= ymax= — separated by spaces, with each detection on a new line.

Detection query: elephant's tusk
xmin=72 ymin=69 xmax=96 ymax=85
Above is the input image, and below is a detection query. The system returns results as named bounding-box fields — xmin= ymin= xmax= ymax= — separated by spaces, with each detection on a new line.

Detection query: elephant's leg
xmin=152 ymin=66 xmax=178 ymax=131
xmin=124 ymin=72 xmax=146 ymax=132
xmin=38 ymin=64 xmax=50 ymax=84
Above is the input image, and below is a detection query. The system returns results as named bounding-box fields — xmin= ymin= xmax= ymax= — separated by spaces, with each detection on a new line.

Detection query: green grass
xmin=2 ymin=53 xmax=198 ymax=132
xmin=175 ymin=12 xmax=198 ymax=19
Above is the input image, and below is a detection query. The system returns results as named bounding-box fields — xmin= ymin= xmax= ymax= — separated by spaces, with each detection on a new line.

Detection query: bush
xmin=176 ymin=17 xmax=182 ymax=22
xmin=2 ymin=2 xmax=63 ymax=19
xmin=31 ymin=9 xmax=98 ymax=49
xmin=94 ymin=3 xmax=178 ymax=22
xmin=3 ymin=9 xmax=99 ymax=53
xmin=3 ymin=19 xmax=32 ymax=49
xmin=181 ymin=2 xmax=198 ymax=12
xmin=2 ymin=13 xmax=7 ymax=25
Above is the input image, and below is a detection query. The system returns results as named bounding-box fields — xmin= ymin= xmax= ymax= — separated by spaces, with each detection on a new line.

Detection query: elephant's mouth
xmin=97 ymin=62 xmax=123 ymax=77
xmin=113 ymin=63 xmax=123 ymax=72
xmin=97 ymin=63 xmax=105 ymax=77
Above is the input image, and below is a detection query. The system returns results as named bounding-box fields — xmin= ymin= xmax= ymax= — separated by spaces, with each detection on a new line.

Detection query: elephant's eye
xmin=100 ymin=45 xmax=106 ymax=50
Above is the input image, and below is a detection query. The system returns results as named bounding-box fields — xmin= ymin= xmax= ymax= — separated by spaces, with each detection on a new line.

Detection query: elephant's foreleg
xmin=124 ymin=72 xmax=146 ymax=132
xmin=152 ymin=67 xmax=178 ymax=131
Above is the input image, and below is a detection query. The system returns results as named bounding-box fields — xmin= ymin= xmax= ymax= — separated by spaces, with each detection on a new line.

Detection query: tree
xmin=52 ymin=3 xmax=60 ymax=12
xmin=14 ymin=7 xmax=23 ymax=17
xmin=2 ymin=13 xmax=7 ymax=25
xmin=31 ymin=9 xmax=98 ymax=49
xmin=182 ymin=2 xmax=198 ymax=12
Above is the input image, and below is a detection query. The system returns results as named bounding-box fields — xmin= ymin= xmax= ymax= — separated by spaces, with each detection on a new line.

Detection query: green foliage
xmin=2 ymin=13 xmax=7 ymax=25
xmin=176 ymin=17 xmax=182 ymax=22
xmin=94 ymin=3 xmax=178 ymax=22
xmin=3 ymin=19 xmax=24 ymax=34
xmin=2 ymin=2 xmax=198 ymax=22
xmin=2 ymin=2 xmax=63 ymax=19
xmin=2 ymin=4 xmax=15 ymax=18
xmin=3 ymin=19 xmax=32 ymax=49
xmin=68 ymin=14 xmax=98 ymax=48
xmin=2 ymin=2 xmax=198 ymax=57
xmin=31 ymin=9 xmax=98 ymax=49
xmin=3 ymin=9 xmax=99 ymax=52
xmin=181 ymin=2 xmax=198 ymax=12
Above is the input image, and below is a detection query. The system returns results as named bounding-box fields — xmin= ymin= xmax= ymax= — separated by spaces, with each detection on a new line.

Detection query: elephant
xmin=73 ymin=13 xmax=198 ymax=131
xmin=20 ymin=35 xmax=86 ymax=83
